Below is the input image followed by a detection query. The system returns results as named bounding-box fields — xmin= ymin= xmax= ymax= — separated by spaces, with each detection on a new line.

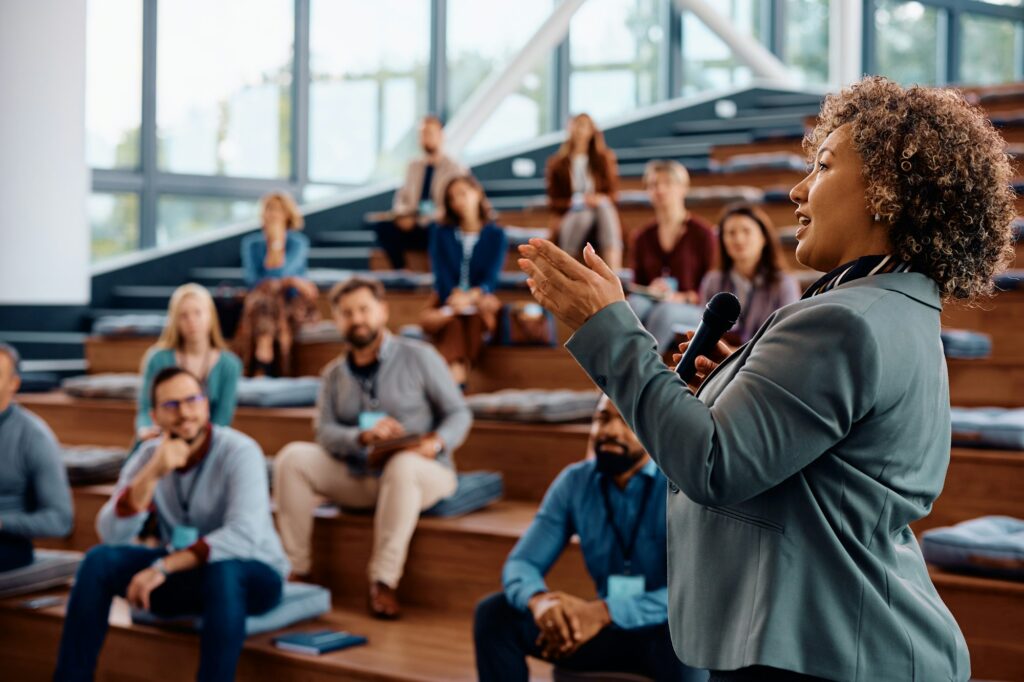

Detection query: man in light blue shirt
xmin=473 ymin=396 xmax=706 ymax=681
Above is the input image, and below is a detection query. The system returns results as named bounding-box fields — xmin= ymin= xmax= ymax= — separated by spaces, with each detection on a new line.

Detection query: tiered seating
xmin=5 ymin=82 xmax=1024 ymax=681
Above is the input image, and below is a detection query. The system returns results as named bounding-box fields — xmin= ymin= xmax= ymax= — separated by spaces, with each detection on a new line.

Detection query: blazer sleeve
xmin=565 ymin=301 xmax=883 ymax=506
xmin=545 ymin=156 xmax=571 ymax=212
xmin=279 ymin=233 xmax=309 ymax=279
xmin=480 ymin=226 xmax=507 ymax=294
xmin=135 ymin=348 xmax=166 ymax=431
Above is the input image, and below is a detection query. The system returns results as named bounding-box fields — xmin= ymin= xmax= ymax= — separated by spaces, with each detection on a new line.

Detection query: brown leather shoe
xmin=368 ymin=581 xmax=400 ymax=620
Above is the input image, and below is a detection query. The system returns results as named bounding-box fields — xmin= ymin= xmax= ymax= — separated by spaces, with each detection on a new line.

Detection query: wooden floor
xmin=0 ymin=591 xmax=553 ymax=681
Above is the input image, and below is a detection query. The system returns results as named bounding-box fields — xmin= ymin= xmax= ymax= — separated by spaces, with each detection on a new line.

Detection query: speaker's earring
xmin=873 ymin=213 xmax=881 ymax=222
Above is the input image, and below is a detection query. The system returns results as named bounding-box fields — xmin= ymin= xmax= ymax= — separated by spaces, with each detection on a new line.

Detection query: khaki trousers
xmin=273 ymin=441 xmax=458 ymax=586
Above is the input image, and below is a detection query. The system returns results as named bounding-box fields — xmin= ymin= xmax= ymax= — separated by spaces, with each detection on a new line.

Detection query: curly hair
xmin=804 ymin=76 xmax=1017 ymax=301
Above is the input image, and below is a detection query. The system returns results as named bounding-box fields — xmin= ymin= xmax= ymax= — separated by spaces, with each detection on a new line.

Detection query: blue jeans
xmin=627 ymin=295 xmax=702 ymax=354
xmin=0 ymin=531 xmax=33 ymax=572
xmin=473 ymin=592 xmax=708 ymax=682
xmin=53 ymin=545 xmax=283 ymax=682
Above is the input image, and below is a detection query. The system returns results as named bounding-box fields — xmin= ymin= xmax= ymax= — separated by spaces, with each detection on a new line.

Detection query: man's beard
xmin=346 ymin=326 xmax=381 ymax=349
xmin=422 ymin=143 xmax=439 ymax=155
xmin=594 ymin=438 xmax=644 ymax=476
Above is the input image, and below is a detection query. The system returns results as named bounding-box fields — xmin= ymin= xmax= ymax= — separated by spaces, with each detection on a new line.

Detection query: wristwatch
xmin=150 ymin=558 xmax=169 ymax=576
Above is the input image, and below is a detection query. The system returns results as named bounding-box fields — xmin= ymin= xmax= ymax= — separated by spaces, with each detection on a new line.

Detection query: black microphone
xmin=675 ymin=292 xmax=741 ymax=382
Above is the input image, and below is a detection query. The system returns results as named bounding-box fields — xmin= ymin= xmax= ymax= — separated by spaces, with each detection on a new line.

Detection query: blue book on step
xmin=272 ymin=629 xmax=368 ymax=655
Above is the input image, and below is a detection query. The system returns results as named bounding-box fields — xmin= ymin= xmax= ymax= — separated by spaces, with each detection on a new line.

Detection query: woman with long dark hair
xmin=699 ymin=203 xmax=801 ymax=345
xmin=420 ymin=175 xmax=507 ymax=386
xmin=546 ymin=113 xmax=622 ymax=270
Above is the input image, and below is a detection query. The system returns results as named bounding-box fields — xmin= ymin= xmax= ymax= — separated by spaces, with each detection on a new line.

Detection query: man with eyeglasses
xmin=54 ymin=366 xmax=290 ymax=682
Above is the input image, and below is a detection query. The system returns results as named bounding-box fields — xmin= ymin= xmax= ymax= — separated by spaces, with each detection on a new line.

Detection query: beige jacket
xmin=392 ymin=154 xmax=465 ymax=217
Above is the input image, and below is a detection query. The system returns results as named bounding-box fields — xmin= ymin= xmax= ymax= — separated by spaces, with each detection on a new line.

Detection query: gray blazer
xmin=392 ymin=154 xmax=465 ymax=217
xmin=566 ymin=273 xmax=970 ymax=682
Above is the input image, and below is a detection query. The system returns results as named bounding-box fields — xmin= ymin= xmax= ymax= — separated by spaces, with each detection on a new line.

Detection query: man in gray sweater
xmin=54 ymin=366 xmax=289 ymax=682
xmin=274 ymin=276 xmax=472 ymax=619
xmin=0 ymin=342 xmax=73 ymax=571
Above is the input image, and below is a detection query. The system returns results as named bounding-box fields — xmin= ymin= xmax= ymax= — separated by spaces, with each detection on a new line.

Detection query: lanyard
xmin=600 ymin=473 xmax=655 ymax=576
xmin=173 ymin=453 xmax=210 ymax=526
xmin=351 ymin=363 xmax=382 ymax=411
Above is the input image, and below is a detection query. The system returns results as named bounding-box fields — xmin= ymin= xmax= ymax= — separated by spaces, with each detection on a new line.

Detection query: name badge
xmin=607 ymin=574 xmax=645 ymax=599
xmin=171 ymin=525 xmax=200 ymax=551
xmin=359 ymin=411 xmax=388 ymax=431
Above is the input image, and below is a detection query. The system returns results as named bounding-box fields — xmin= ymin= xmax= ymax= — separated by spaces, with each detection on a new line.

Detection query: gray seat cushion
xmin=467 ymin=389 xmax=601 ymax=423
xmin=131 ymin=581 xmax=331 ymax=635
xmin=0 ymin=549 xmax=82 ymax=598
xmin=236 ymin=377 xmax=322 ymax=407
xmin=423 ymin=471 xmax=504 ymax=517
xmin=62 ymin=373 xmax=141 ymax=401
xmin=61 ymin=445 xmax=128 ymax=485
xmin=92 ymin=314 xmax=167 ymax=338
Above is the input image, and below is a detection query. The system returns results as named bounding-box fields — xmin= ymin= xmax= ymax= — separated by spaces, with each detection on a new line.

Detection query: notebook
xmin=272 ymin=629 xmax=368 ymax=655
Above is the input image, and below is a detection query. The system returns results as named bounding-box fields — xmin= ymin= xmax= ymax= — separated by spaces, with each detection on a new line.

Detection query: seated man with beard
xmin=473 ymin=395 xmax=707 ymax=682
xmin=274 ymin=276 xmax=472 ymax=619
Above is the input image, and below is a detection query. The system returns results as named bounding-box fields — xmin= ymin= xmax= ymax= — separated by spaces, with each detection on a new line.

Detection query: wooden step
xmin=51 ymin=486 xmax=591 ymax=619
xmin=709 ymin=139 xmax=805 ymax=163
xmin=0 ymin=591 xmax=553 ymax=681
xmin=943 ymin=289 xmax=1024 ymax=363
xmin=913 ymin=448 xmax=1024 ymax=534
xmin=930 ymin=568 xmax=1024 ymax=682
xmin=947 ymin=359 xmax=1024 ymax=408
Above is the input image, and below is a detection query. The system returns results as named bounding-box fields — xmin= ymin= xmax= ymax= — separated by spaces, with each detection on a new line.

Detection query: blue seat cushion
xmin=940 ymin=329 xmax=992 ymax=359
xmin=950 ymin=407 xmax=1024 ymax=449
xmin=131 ymin=581 xmax=331 ymax=635
xmin=236 ymin=377 xmax=321 ymax=407
xmin=61 ymin=445 xmax=129 ymax=485
xmin=0 ymin=549 xmax=82 ymax=598
xmin=423 ymin=471 xmax=504 ymax=517
xmin=922 ymin=516 xmax=1024 ymax=580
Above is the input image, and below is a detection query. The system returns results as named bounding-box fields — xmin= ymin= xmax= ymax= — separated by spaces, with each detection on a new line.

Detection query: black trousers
xmin=708 ymin=667 xmax=834 ymax=681
xmin=473 ymin=592 xmax=708 ymax=682
xmin=375 ymin=221 xmax=429 ymax=269
xmin=0 ymin=531 xmax=33 ymax=572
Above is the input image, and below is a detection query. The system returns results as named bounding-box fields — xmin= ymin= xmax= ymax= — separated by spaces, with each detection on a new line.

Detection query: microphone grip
xmin=675 ymin=321 xmax=727 ymax=383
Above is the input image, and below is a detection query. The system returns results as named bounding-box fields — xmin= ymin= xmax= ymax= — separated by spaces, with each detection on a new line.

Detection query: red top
xmin=630 ymin=215 xmax=717 ymax=292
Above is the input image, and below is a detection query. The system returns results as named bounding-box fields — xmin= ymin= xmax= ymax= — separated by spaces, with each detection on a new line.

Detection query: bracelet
xmin=150 ymin=558 xmax=169 ymax=576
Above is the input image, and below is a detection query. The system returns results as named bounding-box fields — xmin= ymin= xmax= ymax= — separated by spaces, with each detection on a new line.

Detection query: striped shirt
xmin=802 ymin=254 xmax=912 ymax=299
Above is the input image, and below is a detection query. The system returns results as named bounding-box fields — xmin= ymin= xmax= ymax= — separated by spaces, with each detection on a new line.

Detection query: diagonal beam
xmin=673 ymin=0 xmax=791 ymax=82
xmin=444 ymin=0 xmax=589 ymax=156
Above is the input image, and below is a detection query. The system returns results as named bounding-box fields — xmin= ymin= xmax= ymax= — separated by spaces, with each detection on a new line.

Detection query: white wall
xmin=0 ymin=1 xmax=89 ymax=305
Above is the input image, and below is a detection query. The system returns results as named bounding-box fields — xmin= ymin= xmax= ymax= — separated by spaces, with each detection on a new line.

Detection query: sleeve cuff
xmin=507 ymin=578 xmax=548 ymax=612
xmin=186 ymin=538 xmax=211 ymax=564
xmin=114 ymin=487 xmax=149 ymax=518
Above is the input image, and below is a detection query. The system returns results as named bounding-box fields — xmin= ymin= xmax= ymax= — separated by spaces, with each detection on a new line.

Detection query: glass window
xmin=680 ymin=1 xmax=760 ymax=97
xmin=90 ymin=193 xmax=140 ymax=263
xmin=308 ymin=0 xmax=430 ymax=186
xmin=156 ymin=195 xmax=258 ymax=247
xmin=156 ymin=0 xmax=293 ymax=179
xmin=448 ymin=0 xmax=555 ymax=159
xmin=960 ymin=13 xmax=1023 ymax=85
xmin=570 ymin=0 xmax=664 ymax=122
xmin=86 ymin=0 xmax=142 ymax=170
xmin=875 ymin=1 xmax=943 ymax=86
xmin=783 ymin=0 xmax=829 ymax=85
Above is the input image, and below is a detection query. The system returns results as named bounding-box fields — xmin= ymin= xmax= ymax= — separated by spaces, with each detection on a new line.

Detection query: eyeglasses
xmin=156 ymin=393 xmax=207 ymax=412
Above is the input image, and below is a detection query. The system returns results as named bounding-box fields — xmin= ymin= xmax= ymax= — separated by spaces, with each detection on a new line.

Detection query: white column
xmin=830 ymin=0 xmax=865 ymax=87
xmin=0 ymin=1 xmax=89 ymax=305
xmin=444 ymin=0 xmax=590 ymax=157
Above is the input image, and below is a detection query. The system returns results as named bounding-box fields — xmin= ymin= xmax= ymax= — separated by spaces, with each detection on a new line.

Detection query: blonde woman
xmin=135 ymin=283 xmax=242 ymax=440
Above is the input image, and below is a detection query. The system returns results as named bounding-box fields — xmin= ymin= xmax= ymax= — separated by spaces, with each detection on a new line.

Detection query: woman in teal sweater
xmin=136 ymin=284 xmax=242 ymax=439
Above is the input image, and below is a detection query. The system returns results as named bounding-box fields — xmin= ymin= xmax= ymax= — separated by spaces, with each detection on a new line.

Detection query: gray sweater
xmin=97 ymin=426 xmax=290 ymax=577
xmin=0 ymin=404 xmax=74 ymax=538
xmin=317 ymin=333 xmax=472 ymax=472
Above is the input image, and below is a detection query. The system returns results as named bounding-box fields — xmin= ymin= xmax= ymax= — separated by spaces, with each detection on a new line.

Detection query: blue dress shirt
xmin=502 ymin=458 xmax=668 ymax=629
xmin=240 ymin=230 xmax=310 ymax=288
